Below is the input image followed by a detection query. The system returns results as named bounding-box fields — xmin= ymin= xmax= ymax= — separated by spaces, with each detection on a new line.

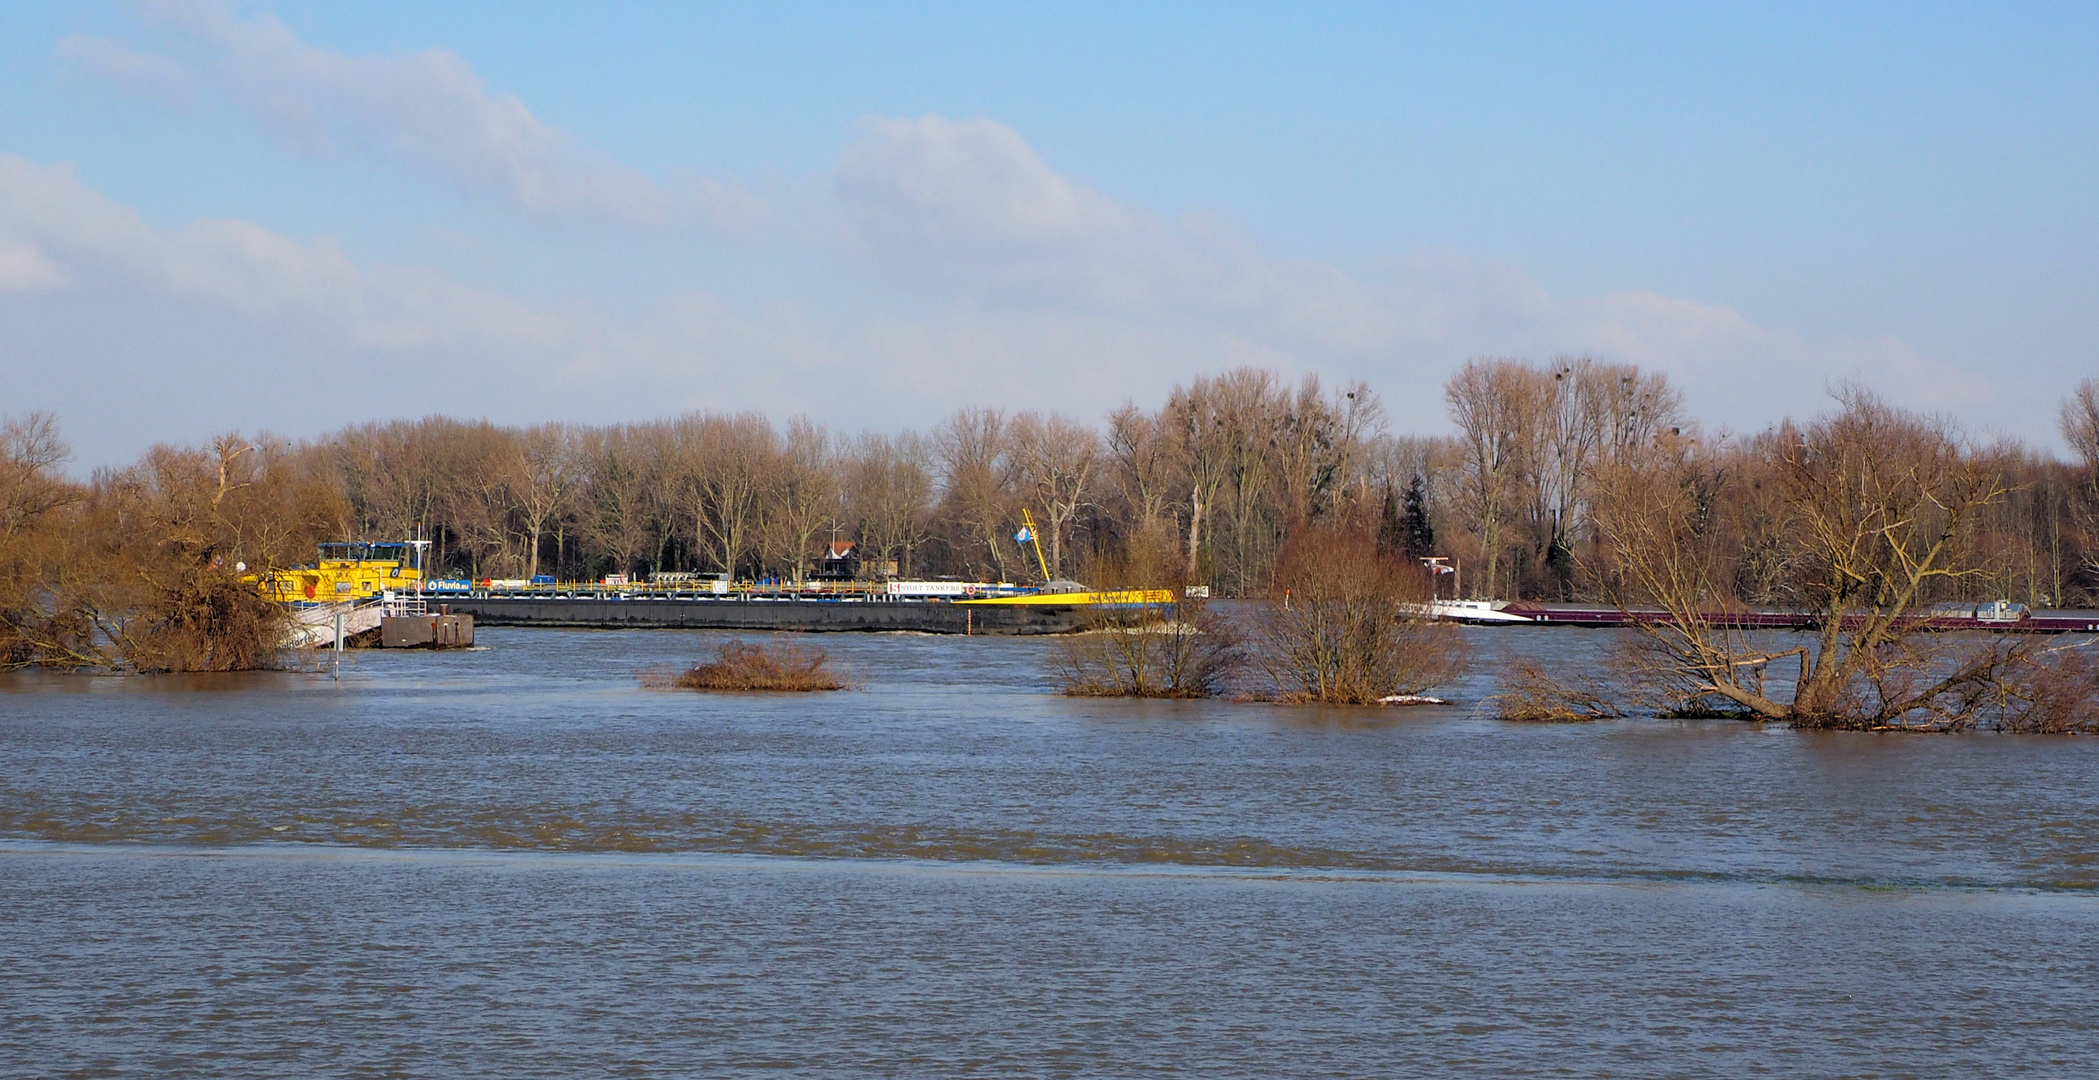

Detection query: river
xmin=4 ymin=627 xmax=2096 ymax=1076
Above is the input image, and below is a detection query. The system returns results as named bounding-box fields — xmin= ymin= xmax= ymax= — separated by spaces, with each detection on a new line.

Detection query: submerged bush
xmin=1048 ymin=533 xmax=1240 ymax=699
xmin=654 ymin=638 xmax=846 ymax=692
xmin=1984 ymin=644 xmax=2099 ymax=733
xmin=1052 ymin=600 xmax=1239 ymax=698
xmin=1486 ymin=659 xmax=1621 ymax=722
xmin=115 ymin=565 xmax=294 ymax=673
xmin=1247 ymin=530 xmax=1467 ymax=704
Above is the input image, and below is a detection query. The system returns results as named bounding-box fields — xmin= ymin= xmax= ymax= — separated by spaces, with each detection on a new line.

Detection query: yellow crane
xmin=1015 ymin=508 xmax=1053 ymax=584
xmin=960 ymin=508 xmax=1173 ymax=607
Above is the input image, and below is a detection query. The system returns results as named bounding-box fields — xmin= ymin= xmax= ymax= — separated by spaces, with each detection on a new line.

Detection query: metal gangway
xmin=289 ymin=597 xmax=385 ymax=647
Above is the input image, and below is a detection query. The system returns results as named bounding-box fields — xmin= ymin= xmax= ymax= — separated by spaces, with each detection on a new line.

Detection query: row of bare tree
xmin=235 ymin=368 xmax=1394 ymax=591
xmin=8 ymin=363 xmax=2099 ymax=687
xmin=1439 ymin=359 xmax=2099 ymax=610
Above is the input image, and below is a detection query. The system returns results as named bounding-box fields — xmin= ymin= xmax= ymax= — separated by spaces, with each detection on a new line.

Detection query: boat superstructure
xmin=250 ymin=541 xmax=430 ymax=606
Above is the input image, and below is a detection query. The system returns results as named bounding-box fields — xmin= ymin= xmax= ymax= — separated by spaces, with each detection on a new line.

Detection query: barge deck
xmin=444 ymin=596 xmax=1081 ymax=635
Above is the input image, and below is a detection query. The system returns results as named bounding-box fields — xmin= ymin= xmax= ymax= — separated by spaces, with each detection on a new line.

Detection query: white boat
xmin=1403 ymin=599 xmax=1535 ymax=624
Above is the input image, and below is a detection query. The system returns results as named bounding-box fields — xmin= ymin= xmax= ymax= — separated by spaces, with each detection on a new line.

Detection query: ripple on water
xmin=4 ymin=627 xmax=2099 ymax=1074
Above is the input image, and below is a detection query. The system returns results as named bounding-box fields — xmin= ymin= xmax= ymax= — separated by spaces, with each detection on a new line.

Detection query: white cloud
xmin=55 ymin=32 xmax=197 ymax=103
xmin=836 ymin=113 xmax=1171 ymax=308
xmin=0 ymin=154 xmax=879 ymax=466
xmin=1 ymin=87 xmax=2019 ymax=464
xmin=834 ymin=113 xmax=1399 ymax=352
xmin=829 ymin=113 xmax=2003 ymax=434
xmin=838 ymin=114 xmax=1134 ymax=250
xmin=0 ymin=155 xmax=563 ymax=347
xmin=59 ymin=0 xmax=761 ymax=229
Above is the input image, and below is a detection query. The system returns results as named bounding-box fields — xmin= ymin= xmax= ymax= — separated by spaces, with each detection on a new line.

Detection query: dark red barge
xmin=1462 ymin=601 xmax=2099 ymax=634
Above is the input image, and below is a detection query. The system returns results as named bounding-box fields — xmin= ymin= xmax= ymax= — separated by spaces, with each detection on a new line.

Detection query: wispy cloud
xmin=2 ymin=78 xmax=2003 ymax=464
xmin=829 ymin=113 xmax=1996 ymax=428
xmin=0 ymin=155 xmax=565 ymax=346
xmin=58 ymin=0 xmax=761 ymax=229
xmin=0 ymin=241 xmax=73 ymax=293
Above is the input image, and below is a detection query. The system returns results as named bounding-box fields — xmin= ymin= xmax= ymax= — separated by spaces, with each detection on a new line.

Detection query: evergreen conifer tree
xmin=1401 ymin=475 xmax=1435 ymax=559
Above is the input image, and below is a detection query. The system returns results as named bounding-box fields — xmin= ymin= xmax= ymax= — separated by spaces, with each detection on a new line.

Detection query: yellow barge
xmin=954 ymin=589 xmax=1174 ymax=606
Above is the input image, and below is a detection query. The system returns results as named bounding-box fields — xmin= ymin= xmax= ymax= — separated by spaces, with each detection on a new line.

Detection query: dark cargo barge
xmin=444 ymin=596 xmax=1082 ymax=635
xmin=1495 ymin=601 xmax=2099 ymax=633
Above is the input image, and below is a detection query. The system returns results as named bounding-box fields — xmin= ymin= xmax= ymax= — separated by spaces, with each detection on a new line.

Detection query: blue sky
xmin=1 ymin=1 xmax=2093 ymax=467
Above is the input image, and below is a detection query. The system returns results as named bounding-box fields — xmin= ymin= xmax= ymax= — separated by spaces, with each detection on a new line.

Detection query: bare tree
xmin=1162 ymin=378 xmax=1236 ymax=581
xmin=2060 ymin=376 xmax=2099 ymax=585
xmin=763 ymin=417 xmax=838 ymax=582
xmin=578 ymin=425 xmax=659 ymax=578
xmin=1 ymin=412 xmax=75 ymax=539
xmin=513 ymin=422 xmax=580 ymax=580
xmin=1212 ymin=368 xmax=1286 ymax=596
xmin=1591 ymin=391 xmax=2025 ymax=729
xmin=681 ymin=413 xmax=776 ymax=577
xmin=844 ymin=431 xmax=932 ymax=578
xmin=1272 ymin=375 xmax=1385 ymax=530
xmin=635 ymin=421 xmax=687 ymax=573
xmin=1446 ymin=358 xmax=1546 ymax=598
xmin=1531 ymin=358 xmax=1684 ymax=593
xmin=1104 ymin=403 xmax=1182 ymax=552
xmin=1007 ymin=411 xmax=1098 ymax=580
xmin=934 ymin=408 xmax=1017 ymax=580
xmin=0 ymin=413 xmax=92 ymax=668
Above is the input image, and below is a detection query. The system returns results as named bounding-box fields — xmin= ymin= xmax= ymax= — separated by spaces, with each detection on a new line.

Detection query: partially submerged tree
xmin=1 ymin=421 xmax=325 ymax=672
xmin=1590 ymin=390 xmax=2033 ymax=730
xmin=1051 ymin=536 xmax=1238 ymax=699
xmin=1248 ymin=529 xmax=1466 ymax=704
xmin=1993 ymin=641 xmax=2099 ymax=733
xmin=87 ymin=435 xmax=310 ymax=672
xmin=0 ymin=413 xmax=93 ymax=668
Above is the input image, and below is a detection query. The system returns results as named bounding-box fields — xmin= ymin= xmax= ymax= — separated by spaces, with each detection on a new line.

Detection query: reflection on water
xmin=4 ymin=627 xmax=2097 ymax=1075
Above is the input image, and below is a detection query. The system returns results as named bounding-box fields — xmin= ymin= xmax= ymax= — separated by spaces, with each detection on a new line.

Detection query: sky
xmin=1 ymin=0 xmax=2093 ymax=469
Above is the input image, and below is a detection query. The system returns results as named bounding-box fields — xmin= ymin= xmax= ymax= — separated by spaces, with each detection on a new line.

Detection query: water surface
xmin=4 ymin=628 xmax=2096 ymax=1076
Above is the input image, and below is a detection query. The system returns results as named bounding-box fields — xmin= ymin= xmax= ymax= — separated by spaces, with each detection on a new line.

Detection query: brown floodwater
xmin=3 ymin=626 xmax=2096 ymax=1076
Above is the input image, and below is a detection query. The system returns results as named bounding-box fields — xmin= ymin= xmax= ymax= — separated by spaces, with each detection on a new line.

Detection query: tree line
xmin=6 ymin=362 xmax=2099 ymax=684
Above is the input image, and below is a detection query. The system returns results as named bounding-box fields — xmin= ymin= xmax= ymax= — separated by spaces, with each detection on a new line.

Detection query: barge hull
xmin=1500 ymin=602 xmax=2099 ymax=633
xmin=445 ymin=597 xmax=1080 ymax=635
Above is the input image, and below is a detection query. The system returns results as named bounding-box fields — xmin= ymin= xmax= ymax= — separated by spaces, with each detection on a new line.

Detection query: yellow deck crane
xmin=958 ymin=509 xmax=1173 ymax=607
xmin=1015 ymin=508 xmax=1054 ymax=585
